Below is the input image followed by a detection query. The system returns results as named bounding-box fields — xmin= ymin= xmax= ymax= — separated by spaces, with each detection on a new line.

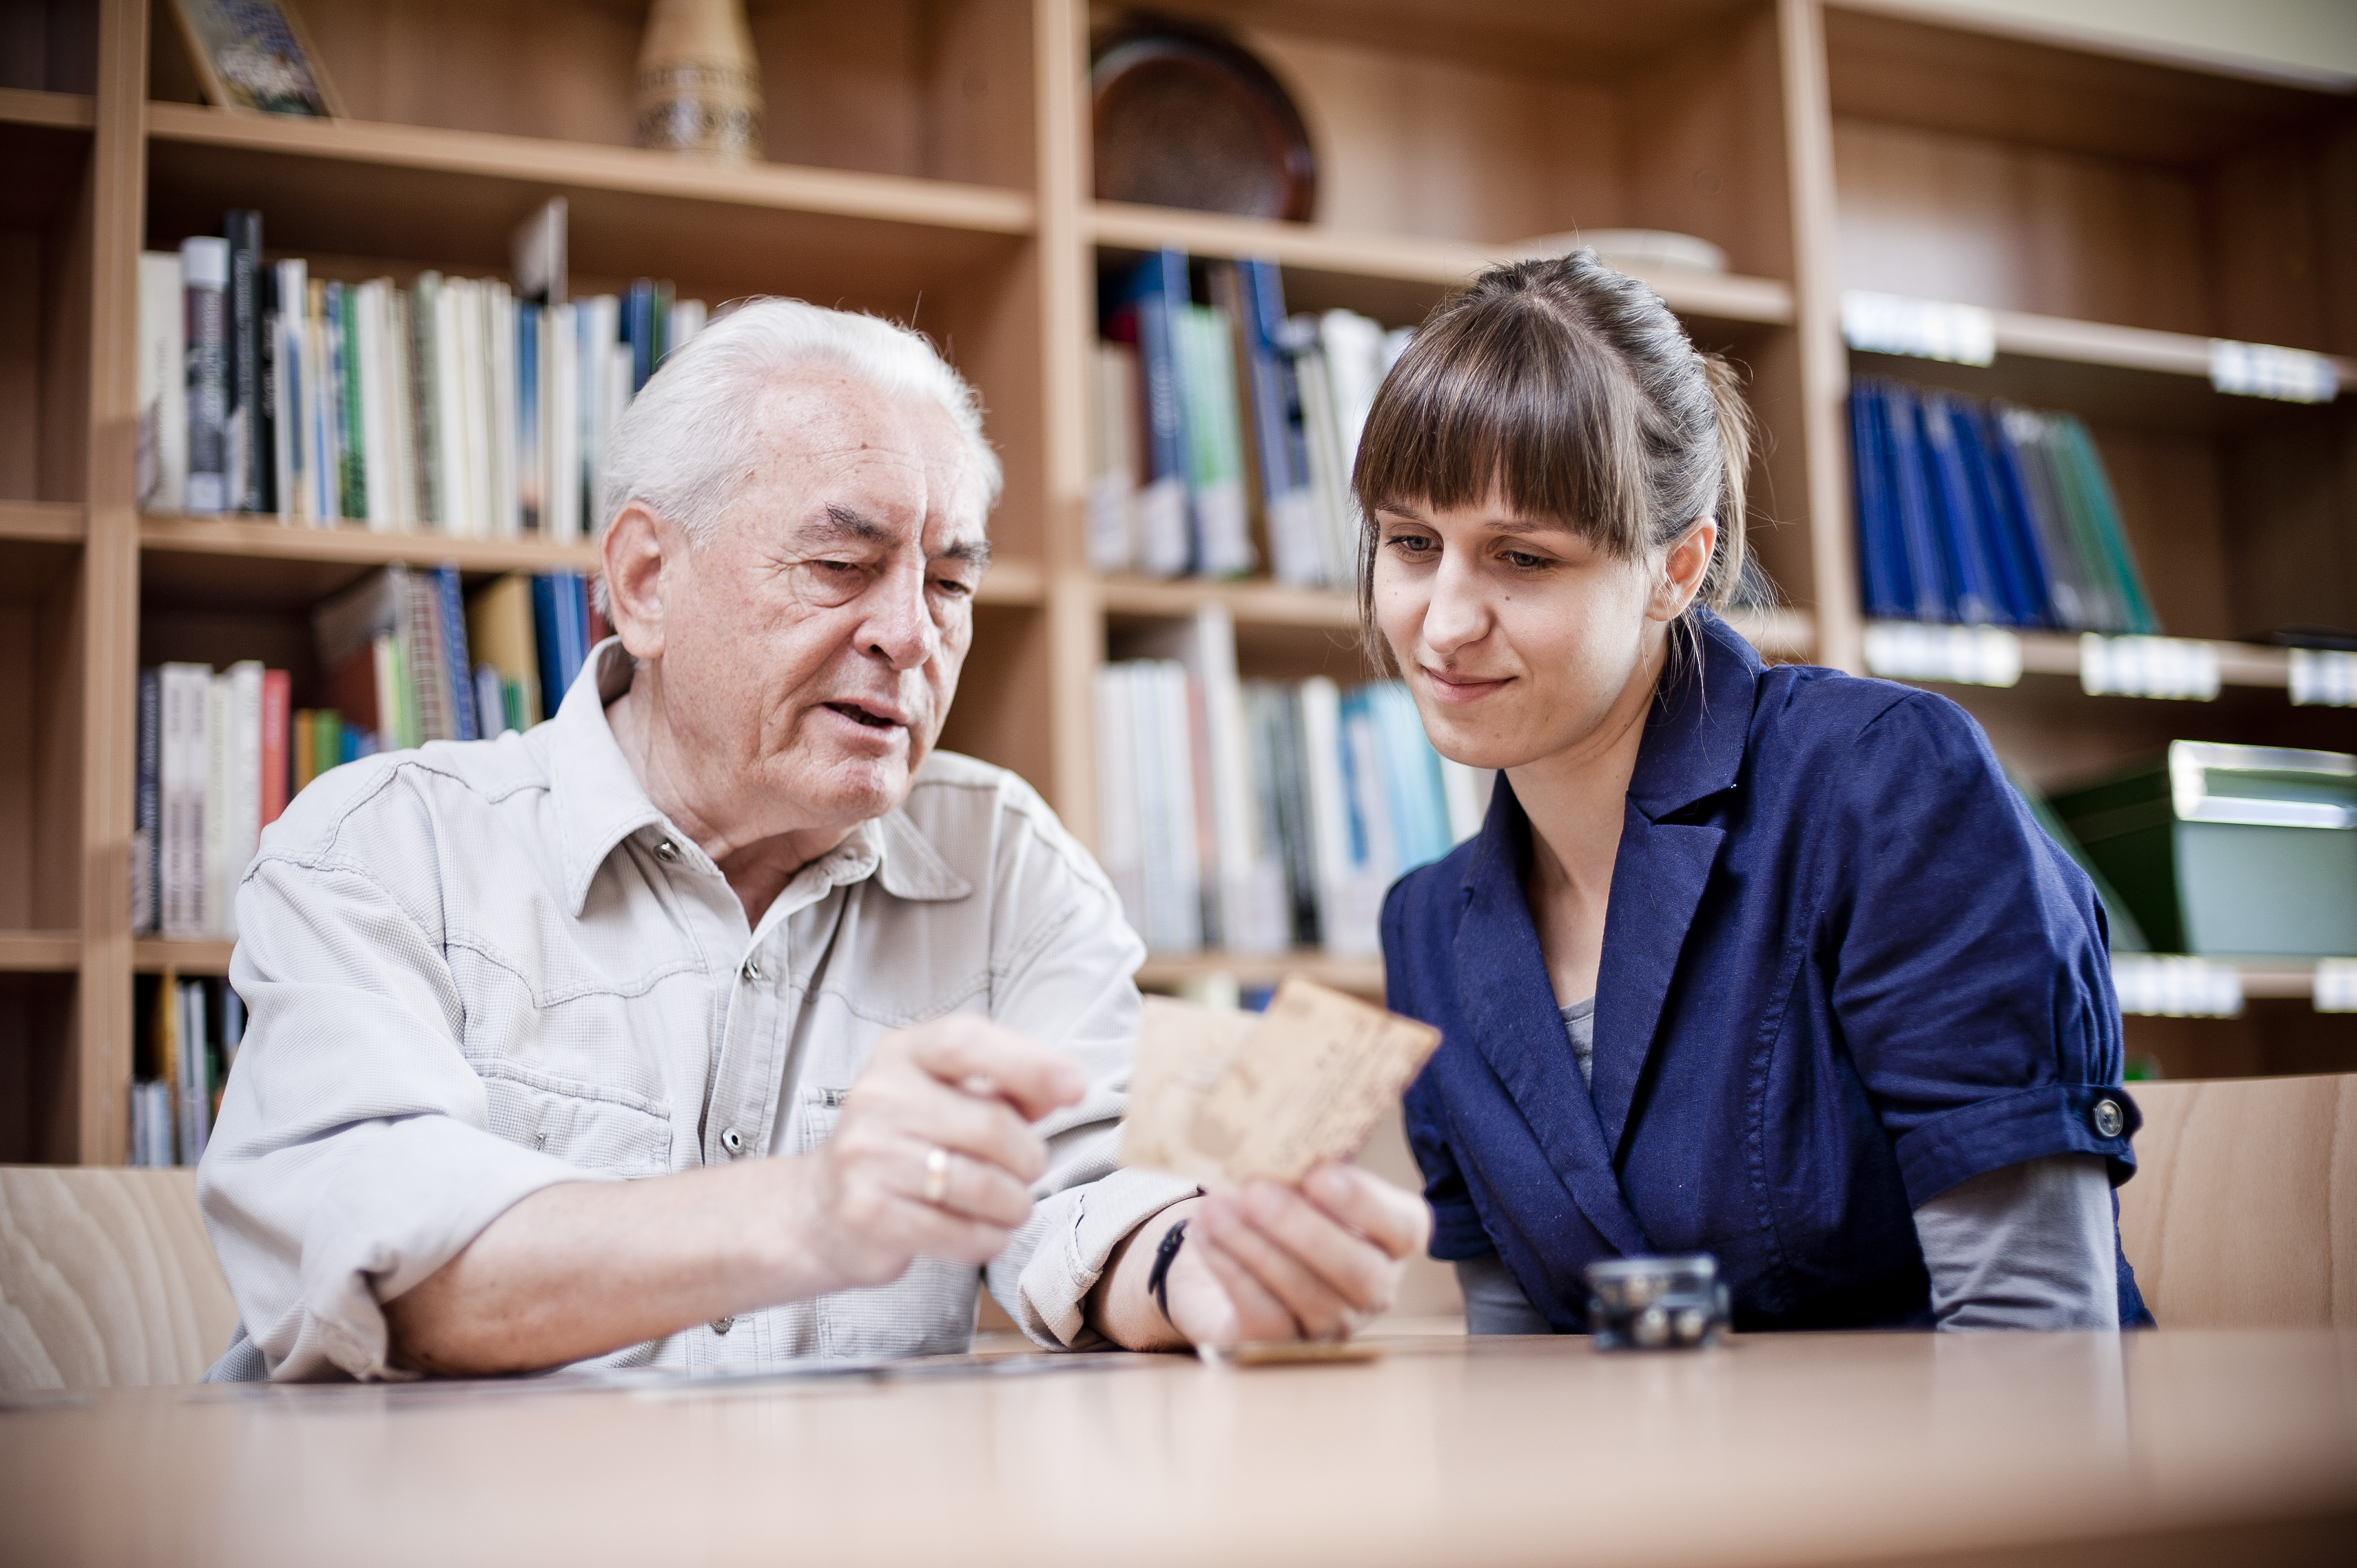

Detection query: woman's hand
xmin=1093 ymin=1166 xmax=1432 ymax=1350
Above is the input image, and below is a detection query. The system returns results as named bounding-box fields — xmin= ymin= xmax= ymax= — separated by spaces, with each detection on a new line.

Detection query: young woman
xmin=1368 ymin=254 xmax=2149 ymax=1333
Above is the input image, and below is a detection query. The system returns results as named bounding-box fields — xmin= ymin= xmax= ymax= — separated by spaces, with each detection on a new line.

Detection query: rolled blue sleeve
xmin=1821 ymin=692 xmax=2136 ymax=1209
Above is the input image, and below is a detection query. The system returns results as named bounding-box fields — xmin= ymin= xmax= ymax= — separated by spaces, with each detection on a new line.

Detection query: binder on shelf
xmin=1851 ymin=376 xmax=2161 ymax=635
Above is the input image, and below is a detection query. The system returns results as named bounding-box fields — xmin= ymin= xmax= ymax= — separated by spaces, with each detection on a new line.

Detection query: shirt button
xmin=720 ymin=1126 xmax=744 ymax=1156
xmin=711 ymin=1316 xmax=735 ymax=1335
xmin=655 ymin=838 xmax=680 ymax=863
xmin=740 ymin=958 xmax=761 ymax=982
xmin=2092 ymin=1098 xmax=2126 ymax=1138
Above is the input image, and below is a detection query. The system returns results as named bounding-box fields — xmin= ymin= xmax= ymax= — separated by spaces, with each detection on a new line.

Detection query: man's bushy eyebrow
xmin=800 ymin=504 xmax=893 ymax=545
xmin=936 ymin=538 xmax=993 ymax=570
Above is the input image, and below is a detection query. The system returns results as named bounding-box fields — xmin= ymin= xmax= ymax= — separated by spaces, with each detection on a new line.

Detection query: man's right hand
xmin=786 ymin=1014 xmax=1088 ymax=1294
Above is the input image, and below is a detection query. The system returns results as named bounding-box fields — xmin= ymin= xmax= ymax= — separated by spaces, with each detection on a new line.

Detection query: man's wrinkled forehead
xmin=744 ymin=373 xmax=988 ymax=530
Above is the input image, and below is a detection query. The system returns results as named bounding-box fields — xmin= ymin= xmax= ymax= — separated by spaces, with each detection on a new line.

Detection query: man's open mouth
xmin=826 ymin=702 xmax=903 ymax=730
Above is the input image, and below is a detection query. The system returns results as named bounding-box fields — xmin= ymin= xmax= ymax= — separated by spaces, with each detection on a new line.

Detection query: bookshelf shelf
xmin=145 ymin=104 xmax=1036 ymax=238
xmin=0 ymin=503 xmax=84 ymax=544
xmin=1090 ymin=203 xmax=1797 ymax=328
xmin=0 ymin=931 xmax=79 ymax=973
xmin=1136 ymin=952 xmax=1386 ymax=1000
xmin=131 ymin=941 xmax=233 ymax=977
xmin=0 ymin=88 xmax=94 ymax=131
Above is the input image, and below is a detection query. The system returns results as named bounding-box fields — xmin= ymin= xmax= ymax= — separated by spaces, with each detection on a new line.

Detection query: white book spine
xmin=222 ymin=660 xmax=265 ymax=939
xmin=271 ymin=260 xmax=306 ymax=522
xmin=177 ymin=980 xmax=211 ymax=1165
xmin=137 ymin=252 xmax=188 ymax=512
xmin=355 ymin=281 xmax=392 ymax=528
xmin=203 ymin=674 xmax=231 ymax=938
xmin=1092 ymin=665 xmax=1145 ymax=938
xmin=385 ymin=288 xmax=418 ymax=528
xmin=488 ymin=283 xmax=519 ymax=539
xmin=1152 ymin=661 xmax=1204 ymax=954
xmin=436 ymin=282 xmax=472 ymax=539
xmin=550 ymin=304 xmax=580 ymax=541
xmin=1191 ymin=606 xmax=1285 ymax=955
xmin=158 ymin=663 xmax=210 ymax=941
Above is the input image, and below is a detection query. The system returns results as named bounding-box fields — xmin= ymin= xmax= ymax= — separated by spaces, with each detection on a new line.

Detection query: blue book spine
xmin=1848 ymin=384 xmax=1906 ymax=620
xmin=532 ymin=574 xmax=568 ymax=714
xmin=624 ymin=281 xmax=656 ymax=393
xmin=1128 ymin=255 xmax=1190 ymax=491
xmin=1917 ymin=390 xmax=2004 ymax=625
xmin=434 ymin=566 xmax=478 ymax=741
xmin=1982 ymin=409 xmax=2060 ymax=628
xmin=1876 ymin=381 xmax=1954 ymax=622
xmin=1952 ymin=401 xmax=2049 ymax=627
xmin=1237 ymin=260 xmax=1301 ymax=501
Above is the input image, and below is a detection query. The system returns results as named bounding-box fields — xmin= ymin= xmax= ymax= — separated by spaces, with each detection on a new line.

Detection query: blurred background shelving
xmin=1 ymin=0 xmax=2351 ymax=1162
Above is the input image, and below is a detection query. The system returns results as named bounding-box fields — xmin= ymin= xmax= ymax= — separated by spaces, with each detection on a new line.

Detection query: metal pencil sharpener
xmin=1584 ymin=1254 xmax=1730 ymax=1350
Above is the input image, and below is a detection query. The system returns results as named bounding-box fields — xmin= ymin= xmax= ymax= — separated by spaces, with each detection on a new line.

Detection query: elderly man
xmin=200 ymin=300 xmax=1428 ymax=1381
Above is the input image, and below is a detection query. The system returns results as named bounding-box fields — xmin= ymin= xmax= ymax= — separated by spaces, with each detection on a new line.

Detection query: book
xmin=136 ymin=252 xmax=188 ymax=512
xmin=133 ymin=670 xmax=161 ymax=934
xmin=467 ymin=572 xmax=544 ymax=729
xmin=158 ymin=662 xmax=212 ymax=940
xmin=182 ymin=236 xmax=232 ymax=514
xmin=224 ymin=208 xmax=268 ymax=513
xmin=1086 ymin=341 xmax=1143 ymax=573
xmin=270 ymin=257 xmax=308 ymax=522
xmin=259 ymin=668 xmax=291 ymax=827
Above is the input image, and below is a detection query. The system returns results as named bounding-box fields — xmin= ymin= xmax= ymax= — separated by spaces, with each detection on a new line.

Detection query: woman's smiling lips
xmin=1421 ymin=665 xmax=1512 ymax=705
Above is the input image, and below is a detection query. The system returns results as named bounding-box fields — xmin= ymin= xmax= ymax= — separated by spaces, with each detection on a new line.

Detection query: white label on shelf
xmin=2289 ymin=648 xmax=2357 ymax=706
xmin=2316 ymin=960 xmax=2357 ymax=1014
xmin=2079 ymin=635 xmax=2220 ymax=701
xmin=2209 ymin=339 xmax=2338 ymax=404
xmin=1841 ymin=291 xmax=1996 ymax=366
xmin=2111 ymin=955 xmax=2243 ymax=1018
xmin=1862 ymin=622 xmax=2022 ymax=687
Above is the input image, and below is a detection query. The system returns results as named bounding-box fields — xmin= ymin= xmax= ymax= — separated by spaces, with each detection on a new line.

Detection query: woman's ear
xmin=1653 ymin=517 xmax=1718 ymax=620
xmin=601 ymin=501 xmax=675 ymax=660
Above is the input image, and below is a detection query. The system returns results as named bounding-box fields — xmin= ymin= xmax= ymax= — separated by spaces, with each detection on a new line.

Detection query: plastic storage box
xmin=2048 ymin=742 xmax=2357 ymax=958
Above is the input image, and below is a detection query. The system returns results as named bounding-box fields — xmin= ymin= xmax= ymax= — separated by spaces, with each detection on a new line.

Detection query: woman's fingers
xmin=1303 ymin=1164 xmax=1433 ymax=1261
xmin=1196 ymin=1190 xmax=1362 ymax=1339
xmin=1185 ymin=1227 xmax=1300 ymax=1345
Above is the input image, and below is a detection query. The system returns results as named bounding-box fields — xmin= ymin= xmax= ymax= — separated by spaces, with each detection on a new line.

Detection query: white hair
xmin=597 ymin=297 xmax=1003 ymax=546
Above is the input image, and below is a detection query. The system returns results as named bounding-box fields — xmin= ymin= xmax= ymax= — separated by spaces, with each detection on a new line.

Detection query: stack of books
xmin=134 ymin=566 xmax=604 ymax=941
xmin=136 ymin=206 xmax=706 ymax=538
xmin=1090 ymin=250 xmax=1413 ymax=589
xmin=1095 ymin=607 xmax=1486 ymax=960
xmin=130 ymin=974 xmax=243 ymax=1168
xmin=1849 ymin=377 xmax=2160 ymax=632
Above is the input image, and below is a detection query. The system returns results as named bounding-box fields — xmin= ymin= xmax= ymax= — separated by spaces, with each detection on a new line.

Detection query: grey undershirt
xmin=1455 ymin=999 xmax=2121 ymax=1334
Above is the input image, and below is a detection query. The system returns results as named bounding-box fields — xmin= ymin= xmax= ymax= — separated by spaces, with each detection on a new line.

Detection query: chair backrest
xmin=2117 ymin=1074 xmax=2357 ymax=1328
xmin=0 ymin=1167 xmax=239 ymax=1392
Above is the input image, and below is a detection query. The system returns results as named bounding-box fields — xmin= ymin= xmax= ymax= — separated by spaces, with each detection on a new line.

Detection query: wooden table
xmin=4 ymin=1329 xmax=2353 ymax=1567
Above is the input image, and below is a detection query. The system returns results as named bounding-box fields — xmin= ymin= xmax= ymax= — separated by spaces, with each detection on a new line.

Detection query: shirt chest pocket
xmin=480 ymin=1061 xmax=675 ymax=1178
xmin=788 ymin=1084 xmax=852 ymax=1157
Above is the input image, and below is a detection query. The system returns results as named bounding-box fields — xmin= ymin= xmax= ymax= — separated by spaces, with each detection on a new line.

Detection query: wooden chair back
xmin=2118 ymin=1074 xmax=2357 ymax=1328
xmin=0 ymin=1167 xmax=238 ymax=1392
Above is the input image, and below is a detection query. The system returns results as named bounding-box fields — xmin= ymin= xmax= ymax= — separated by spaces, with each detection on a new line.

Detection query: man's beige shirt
xmin=200 ymin=641 xmax=1192 ymax=1381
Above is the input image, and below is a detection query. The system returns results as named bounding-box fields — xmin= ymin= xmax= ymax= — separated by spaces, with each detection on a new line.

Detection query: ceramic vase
xmin=634 ymin=0 xmax=763 ymax=161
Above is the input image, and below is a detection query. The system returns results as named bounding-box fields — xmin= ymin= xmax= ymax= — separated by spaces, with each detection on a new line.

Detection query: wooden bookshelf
xmin=7 ymin=0 xmax=2352 ymax=1161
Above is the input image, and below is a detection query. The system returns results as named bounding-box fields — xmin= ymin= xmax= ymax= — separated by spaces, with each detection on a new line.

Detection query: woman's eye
xmin=1503 ymin=550 xmax=1551 ymax=570
xmin=1387 ymin=534 xmax=1437 ymax=555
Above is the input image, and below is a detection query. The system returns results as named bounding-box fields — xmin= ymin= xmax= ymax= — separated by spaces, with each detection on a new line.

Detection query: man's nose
xmin=860 ymin=564 xmax=939 ymax=670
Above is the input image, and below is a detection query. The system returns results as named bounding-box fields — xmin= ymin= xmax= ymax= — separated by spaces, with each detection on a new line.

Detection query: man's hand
xmin=791 ymin=1014 xmax=1087 ymax=1294
xmin=387 ymin=1014 xmax=1083 ymax=1376
xmin=1090 ymin=1165 xmax=1432 ymax=1351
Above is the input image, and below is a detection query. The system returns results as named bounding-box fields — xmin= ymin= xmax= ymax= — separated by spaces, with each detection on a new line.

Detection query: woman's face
xmin=1371 ymin=491 xmax=1708 ymax=772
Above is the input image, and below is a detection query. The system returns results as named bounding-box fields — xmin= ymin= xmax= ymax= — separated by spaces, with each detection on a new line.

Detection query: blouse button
xmin=2091 ymin=1098 xmax=2125 ymax=1138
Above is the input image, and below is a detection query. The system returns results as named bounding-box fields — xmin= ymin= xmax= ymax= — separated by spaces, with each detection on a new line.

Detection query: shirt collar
xmin=544 ymin=638 xmax=974 ymax=916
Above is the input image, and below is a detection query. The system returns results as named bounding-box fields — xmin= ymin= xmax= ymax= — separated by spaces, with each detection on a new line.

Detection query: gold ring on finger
xmin=923 ymin=1145 xmax=951 ymax=1206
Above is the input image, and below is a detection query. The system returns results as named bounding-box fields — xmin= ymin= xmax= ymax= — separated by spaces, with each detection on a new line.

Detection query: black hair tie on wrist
xmin=1147 ymin=1218 xmax=1189 ymax=1324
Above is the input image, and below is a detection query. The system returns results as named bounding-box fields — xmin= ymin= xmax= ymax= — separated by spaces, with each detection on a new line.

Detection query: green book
xmin=336 ymin=282 xmax=367 ymax=522
xmin=2050 ymin=414 xmax=2159 ymax=635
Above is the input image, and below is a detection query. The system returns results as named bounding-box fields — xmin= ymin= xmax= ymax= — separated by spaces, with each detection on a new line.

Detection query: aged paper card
xmin=1121 ymin=977 xmax=1442 ymax=1189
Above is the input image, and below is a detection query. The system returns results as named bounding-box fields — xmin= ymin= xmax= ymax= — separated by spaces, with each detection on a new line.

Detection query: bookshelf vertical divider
xmin=11 ymin=0 xmax=2351 ymax=1160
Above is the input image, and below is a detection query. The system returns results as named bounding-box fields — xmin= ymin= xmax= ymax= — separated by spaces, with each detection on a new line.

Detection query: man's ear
xmin=1653 ymin=517 xmax=1718 ymax=621
xmin=601 ymin=502 xmax=675 ymax=660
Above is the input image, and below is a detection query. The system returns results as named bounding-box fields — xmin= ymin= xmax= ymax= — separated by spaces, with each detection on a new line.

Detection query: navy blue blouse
xmin=1385 ymin=609 xmax=2150 ymax=1332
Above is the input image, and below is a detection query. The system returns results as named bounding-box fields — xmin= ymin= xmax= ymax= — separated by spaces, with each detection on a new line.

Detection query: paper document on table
xmin=1121 ymin=977 xmax=1442 ymax=1189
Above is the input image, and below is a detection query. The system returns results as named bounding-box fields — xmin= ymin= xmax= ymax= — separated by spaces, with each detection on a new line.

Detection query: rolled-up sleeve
xmin=979 ymin=823 xmax=1196 ymax=1348
xmin=201 ymin=852 xmax=599 ymax=1382
xmin=1823 ymin=692 xmax=2135 ymax=1209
